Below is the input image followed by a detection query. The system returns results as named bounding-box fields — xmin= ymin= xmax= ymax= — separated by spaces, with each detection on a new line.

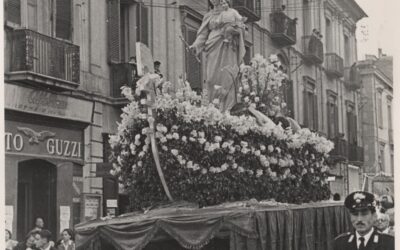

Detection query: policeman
xmin=334 ymin=191 xmax=394 ymax=250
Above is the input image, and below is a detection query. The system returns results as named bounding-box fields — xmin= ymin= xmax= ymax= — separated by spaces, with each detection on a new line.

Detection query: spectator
xmin=5 ymin=229 xmax=18 ymax=250
xmin=35 ymin=230 xmax=57 ymax=250
xmin=154 ymin=61 xmax=163 ymax=78
xmin=375 ymin=210 xmax=394 ymax=235
xmin=13 ymin=232 xmax=37 ymax=250
xmin=57 ymin=229 xmax=75 ymax=250
xmin=29 ymin=217 xmax=44 ymax=234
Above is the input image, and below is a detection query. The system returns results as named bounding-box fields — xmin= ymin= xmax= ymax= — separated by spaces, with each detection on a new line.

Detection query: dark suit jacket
xmin=333 ymin=229 xmax=394 ymax=250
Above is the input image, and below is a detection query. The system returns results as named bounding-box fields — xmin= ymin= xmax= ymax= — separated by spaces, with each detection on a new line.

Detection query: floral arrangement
xmin=109 ymin=55 xmax=334 ymax=210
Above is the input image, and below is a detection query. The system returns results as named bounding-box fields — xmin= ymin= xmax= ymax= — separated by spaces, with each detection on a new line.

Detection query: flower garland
xmin=109 ymin=55 xmax=334 ymax=210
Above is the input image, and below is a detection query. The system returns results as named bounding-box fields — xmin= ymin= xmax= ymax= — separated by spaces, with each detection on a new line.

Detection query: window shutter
xmin=186 ymin=29 xmax=202 ymax=91
xmin=285 ymin=80 xmax=294 ymax=118
xmin=313 ymin=94 xmax=318 ymax=131
xmin=303 ymin=90 xmax=308 ymax=127
xmin=137 ymin=3 xmax=149 ymax=46
xmin=107 ymin=0 xmax=121 ymax=63
xmin=7 ymin=0 xmax=21 ymax=25
xmin=56 ymin=0 xmax=72 ymax=40
xmin=334 ymin=104 xmax=338 ymax=137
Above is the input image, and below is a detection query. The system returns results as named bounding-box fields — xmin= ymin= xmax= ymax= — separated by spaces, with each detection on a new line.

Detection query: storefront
xmin=4 ymin=84 xmax=93 ymax=240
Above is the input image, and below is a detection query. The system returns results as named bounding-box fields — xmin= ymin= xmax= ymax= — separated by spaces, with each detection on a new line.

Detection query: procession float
xmin=75 ymin=1 xmax=352 ymax=249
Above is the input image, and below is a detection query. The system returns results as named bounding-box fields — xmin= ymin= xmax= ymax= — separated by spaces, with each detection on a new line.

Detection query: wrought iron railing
xmin=325 ymin=53 xmax=344 ymax=77
xmin=232 ymin=0 xmax=261 ymax=22
xmin=348 ymin=143 xmax=364 ymax=162
xmin=270 ymin=11 xmax=297 ymax=46
xmin=9 ymin=29 xmax=80 ymax=84
xmin=302 ymin=36 xmax=323 ymax=64
xmin=344 ymin=65 xmax=362 ymax=90
xmin=330 ymin=137 xmax=348 ymax=159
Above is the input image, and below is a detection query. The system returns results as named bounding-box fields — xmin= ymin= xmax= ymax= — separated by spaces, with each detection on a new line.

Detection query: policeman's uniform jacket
xmin=333 ymin=228 xmax=394 ymax=250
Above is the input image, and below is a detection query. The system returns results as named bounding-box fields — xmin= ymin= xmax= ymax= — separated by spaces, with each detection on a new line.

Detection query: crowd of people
xmin=5 ymin=218 xmax=75 ymax=250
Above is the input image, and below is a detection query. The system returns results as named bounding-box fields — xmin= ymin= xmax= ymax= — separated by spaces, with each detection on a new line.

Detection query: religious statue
xmin=189 ymin=0 xmax=246 ymax=112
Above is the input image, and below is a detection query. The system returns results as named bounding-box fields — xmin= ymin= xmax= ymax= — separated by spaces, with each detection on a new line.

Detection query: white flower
xmin=160 ymin=137 xmax=167 ymax=143
xmin=172 ymin=132 xmax=180 ymax=140
xmin=135 ymin=134 xmax=141 ymax=141
xmin=166 ymin=134 xmax=173 ymax=140
xmin=268 ymin=145 xmax=274 ymax=153
xmin=255 ymin=97 xmax=260 ymax=102
xmin=240 ymin=141 xmax=248 ymax=147
xmin=162 ymin=145 xmax=168 ymax=151
xmin=201 ymin=168 xmax=208 ymax=174
xmin=221 ymin=163 xmax=229 ymax=171
xmin=260 ymin=145 xmax=266 ymax=151
xmin=189 ymin=137 xmax=196 ymax=142
xmin=244 ymin=97 xmax=250 ymax=103
xmin=238 ymin=167 xmax=245 ymax=173
xmin=140 ymin=99 xmax=147 ymax=105
xmin=171 ymin=149 xmax=179 ymax=156
xmin=254 ymin=150 xmax=261 ymax=156
xmin=137 ymin=161 xmax=143 ymax=167
xmin=199 ymin=131 xmax=205 ymax=138
xmin=256 ymin=169 xmax=263 ymax=177
xmin=138 ymin=151 xmax=145 ymax=158
xmin=182 ymin=136 xmax=187 ymax=142
xmin=190 ymin=130 xmax=198 ymax=137
xmin=275 ymin=147 xmax=281 ymax=153
xmin=214 ymin=136 xmax=222 ymax=142
xmin=198 ymin=138 xmax=206 ymax=144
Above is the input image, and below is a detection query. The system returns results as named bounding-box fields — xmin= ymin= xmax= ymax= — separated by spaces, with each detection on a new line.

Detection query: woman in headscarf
xmin=190 ymin=0 xmax=246 ymax=112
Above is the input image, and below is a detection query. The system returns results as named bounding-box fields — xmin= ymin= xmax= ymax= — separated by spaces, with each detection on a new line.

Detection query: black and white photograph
xmin=1 ymin=0 xmax=398 ymax=249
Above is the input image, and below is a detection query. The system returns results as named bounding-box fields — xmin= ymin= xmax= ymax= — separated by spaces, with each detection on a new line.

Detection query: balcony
xmin=232 ymin=0 xmax=261 ymax=22
xmin=330 ymin=137 xmax=348 ymax=161
xmin=344 ymin=64 xmax=362 ymax=90
xmin=270 ymin=12 xmax=297 ymax=46
xmin=110 ymin=63 xmax=138 ymax=104
xmin=325 ymin=53 xmax=344 ymax=78
xmin=348 ymin=144 xmax=364 ymax=163
xmin=6 ymin=29 xmax=80 ymax=89
xmin=302 ymin=36 xmax=323 ymax=64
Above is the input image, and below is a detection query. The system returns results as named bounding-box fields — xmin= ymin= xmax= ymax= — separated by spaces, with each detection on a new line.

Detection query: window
xmin=303 ymin=77 xmax=318 ymax=131
xmin=377 ymin=90 xmax=383 ymax=128
xmin=325 ymin=18 xmax=333 ymax=52
xmin=6 ymin=0 xmax=21 ymax=25
xmin=390 ymin=147 xmax=394 ymax=176
xmin=27 ymin=0 xmax=38 ymax=30
xmin=107 ymin=0 xmax=149 ymax=63
xmin=388 ymin=100 xmax=392 ymax=130
xmin=55 ymin=0 xmax=72 ymax=40
xmin=344 ymin=35 xmax=350 ymax=66
xmin=346 ymin=102 xmax=357 ymax=144
xmin=303 ymin=0 xmax=311 ymax=35
xmin=379 ymin=143 xmax=385 ymax=172
xmin=183 ymin=13 xmax=203 ymax=93
xmin=327 ymin=91 xmax=338 ymax=139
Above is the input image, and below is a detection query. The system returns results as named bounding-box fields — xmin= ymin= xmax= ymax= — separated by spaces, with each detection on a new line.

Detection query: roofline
xmin=337 ymin=0 xmax=368 ymax=21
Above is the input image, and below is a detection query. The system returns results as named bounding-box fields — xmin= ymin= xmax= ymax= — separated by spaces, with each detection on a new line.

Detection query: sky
xmin=355 ymin=0 xmax=398 ymax=59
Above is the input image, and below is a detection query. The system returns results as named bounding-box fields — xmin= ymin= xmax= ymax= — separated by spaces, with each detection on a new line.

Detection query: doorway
xmin=17 ymin=159 xmax=57 ymax=241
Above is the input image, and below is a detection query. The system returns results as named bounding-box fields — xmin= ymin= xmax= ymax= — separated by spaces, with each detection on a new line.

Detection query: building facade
xmin=357 ymin=52 xmax=394 ymax=195
xmin=4 ymin=0 xmax=366 ymax=238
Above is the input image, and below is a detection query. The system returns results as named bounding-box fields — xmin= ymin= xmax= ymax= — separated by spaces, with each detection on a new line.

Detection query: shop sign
xmin=5 ymin=120 xmax=84 ymax=161
xmin=5 ymin=84 xmax=93 ymax=123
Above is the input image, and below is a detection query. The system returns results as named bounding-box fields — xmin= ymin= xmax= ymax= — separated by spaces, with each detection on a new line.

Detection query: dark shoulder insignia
xmin=334 ymin=232 xmax=351 ymax=241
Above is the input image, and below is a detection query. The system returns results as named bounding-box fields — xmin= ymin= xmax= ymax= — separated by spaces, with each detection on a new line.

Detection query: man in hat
xmin=334 ymin=191 xmax=394 ymax=250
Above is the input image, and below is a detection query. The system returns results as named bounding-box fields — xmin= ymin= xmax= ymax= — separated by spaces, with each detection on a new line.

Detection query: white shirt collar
xmin=355 ymin=228 xmax=374 ymax=248
xmin=382 ymin=228 xmax=390 ymax=234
